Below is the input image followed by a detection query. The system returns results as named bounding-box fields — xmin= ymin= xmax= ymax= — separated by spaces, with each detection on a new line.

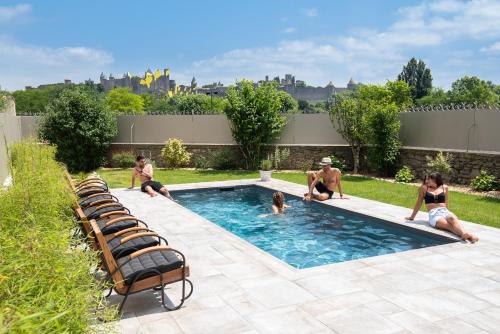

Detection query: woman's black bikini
xmin=424 ymin=186 xmax=445 ymax=204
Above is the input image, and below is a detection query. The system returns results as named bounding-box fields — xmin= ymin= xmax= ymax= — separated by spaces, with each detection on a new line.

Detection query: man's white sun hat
xmin=319 ymin=157 xmax=332 ymax=166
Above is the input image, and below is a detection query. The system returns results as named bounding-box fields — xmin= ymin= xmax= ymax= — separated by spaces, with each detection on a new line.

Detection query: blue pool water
xmin=173 ymin=186 xmax=455 ymax=269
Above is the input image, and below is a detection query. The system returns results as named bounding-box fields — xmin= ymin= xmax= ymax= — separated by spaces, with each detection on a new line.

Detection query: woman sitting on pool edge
xmin=406 ymin=172 xmax=478 ymax=243
xmin=272 ymin=192 xmax=290 ymax=214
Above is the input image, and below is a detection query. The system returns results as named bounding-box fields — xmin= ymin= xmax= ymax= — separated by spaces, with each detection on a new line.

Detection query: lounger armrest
xmin=99 ymin=210 xmax=129 ymax=219
xmin=129 ymin=245 xmax=171 ymax=259
xmin=119 ymin=232 xmax=159 ymax=244
xmin=84 ymin=198 xmax=117 ymax=208
xmin=109 ymin=226 xmax=152 ymax=239
xmin=102 ymin=215 xmax=137 ymax=227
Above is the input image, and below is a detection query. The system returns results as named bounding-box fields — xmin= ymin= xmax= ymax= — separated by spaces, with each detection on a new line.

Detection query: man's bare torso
xmin=318 ymin=168 xmax=340 ymax=191
xmin=133 ymin=164 xmax=153 ymax=184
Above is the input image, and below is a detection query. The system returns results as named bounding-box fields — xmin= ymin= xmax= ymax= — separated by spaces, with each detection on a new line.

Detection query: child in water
xmin=272 ymin=192 xmax=290 ymax=214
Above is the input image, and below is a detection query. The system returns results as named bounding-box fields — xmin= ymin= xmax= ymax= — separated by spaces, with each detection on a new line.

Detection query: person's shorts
xmin=428 ymin=207 xmax=452 ymax=227
xmin=141 ymin=180 xmax=163 ymax=193
xmin=315 ymin=181 xmax=334 ymax=199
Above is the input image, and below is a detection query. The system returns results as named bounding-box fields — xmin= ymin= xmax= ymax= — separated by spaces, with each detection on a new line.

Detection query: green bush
xmin=38 ymin=88 xmax=117 ymax=172
xmin=395 ymin=165 xmax=415 ymax=183
xmin=260 ymin=159 xmax=272 ymax=171
xmin=470 ymin=170 xmax=498 ymax=191
xmin=0 ymin=141 xmax=114 ymax=332
xmin=268 ymin=147 xmax=290 ymax=170
xmin=112 ymin=151 xmax=135 ymax=168
xmin=160 ymin=138 xmax=191 ymax=168
xmin=225 ymin=80 xmax=287 ymax=169
xmin=426 ymin=151 xmax=453 ymax=176
xmin=210 ymin=149 xmax=238 ymax=170
xmin=329 ymin=154 xmax=347 ymax=171
xmin=193 ymin=155 xmax=209 ymax=169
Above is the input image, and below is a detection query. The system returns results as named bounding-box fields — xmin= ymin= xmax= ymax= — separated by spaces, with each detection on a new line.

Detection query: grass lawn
xmin=97 ymin=168 xmax=500 ymax=229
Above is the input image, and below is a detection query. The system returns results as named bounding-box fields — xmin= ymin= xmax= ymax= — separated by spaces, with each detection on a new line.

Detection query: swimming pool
xmin=172 ymin=185 xmax=456 ymax=269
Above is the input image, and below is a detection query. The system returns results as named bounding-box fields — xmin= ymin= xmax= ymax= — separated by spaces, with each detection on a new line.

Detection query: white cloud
xmin=0 ymin=4 xmax=31 ymax=23
xmin=0 ymin=37 xmax=113 ymax=90
xmin=304 ymin=8 xmax=317 ymax=17
xmin=282 ymin=27 xmax=296 ymax=34
xmin=480 ymin=41 xmax=500 ymax=53
xmin=179 ymin=0 xmax=500 ymax=88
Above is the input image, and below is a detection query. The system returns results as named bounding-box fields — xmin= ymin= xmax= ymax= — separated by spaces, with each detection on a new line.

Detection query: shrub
xmin=395 ymin=166 xmax=415 ymax=183
xmin=38 ymin=88 xmax=117 ymax=172
xmin=268 ymin=147 xmax=291 ymax=170
xmin=261 ymin=159 xmax=272 ymax=171
xmin=329 ymin=154 xmax=347 ymax=171
xmin=426 ymin=151 xmax=453 ymax=176
xmin=112 ymin=151 xmax=135 ymax=168
xmin=0 ymin=141 xmax=114 ymax=332
xmin=209 ymin=149 xmax=238 ymax=170
xmin=161 ymin=138 xmax=191 ymax=168
xmin=193 ymin=155 xmax=209 ymax=169
xmin=470 ymin=170 xmax=498 ymax=191
xmin=300 ymin=160 xmax=314 ymax=173
xmin=225 ymin=80 xmax=287 ymax=169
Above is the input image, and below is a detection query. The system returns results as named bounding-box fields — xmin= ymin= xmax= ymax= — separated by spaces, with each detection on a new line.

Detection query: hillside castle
xmin=99 ymin=69 xmax=359 ymax=102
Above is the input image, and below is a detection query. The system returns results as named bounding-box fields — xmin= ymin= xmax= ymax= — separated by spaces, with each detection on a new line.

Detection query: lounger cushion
xmin=79 ymin=194 xmax=115 ymax=208
xmin=96 ymin=218 xmax=137 ymax=235
xmin=108 ymin=236 xmax=159 ymax=259
xmin=77 ymin=186 xmax=108 ymax=198
xmin=117 ymin=250 xmax=183 ymax=285
xmin=83 ymin=203 xmax=125 ymax=220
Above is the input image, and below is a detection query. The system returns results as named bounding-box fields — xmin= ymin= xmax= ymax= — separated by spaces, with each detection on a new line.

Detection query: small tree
xmin=367 ymin=104 xmax=401 ymax=174
xmin=39 ymin=88 xmax=117 ymax=172
xmin=225 ymin=80 xmax=287 ymax=169
xmin=105 ymin=87 xmax=145 ymax=114
xmin=328 ymin=93 xmax=370 ymax=174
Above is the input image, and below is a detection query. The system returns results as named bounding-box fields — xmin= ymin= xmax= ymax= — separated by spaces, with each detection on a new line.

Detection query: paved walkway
xmin=112 ymin=179 xmax=500 ymax=334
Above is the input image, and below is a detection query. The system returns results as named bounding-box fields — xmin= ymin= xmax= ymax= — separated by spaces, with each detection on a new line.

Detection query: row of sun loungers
xmin=66 ymin=174 xmax=193 ymax=312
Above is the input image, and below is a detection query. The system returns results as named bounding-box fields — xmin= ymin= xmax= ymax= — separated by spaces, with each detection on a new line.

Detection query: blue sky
xmin=1 ymin=0 xmax=499 ymax=91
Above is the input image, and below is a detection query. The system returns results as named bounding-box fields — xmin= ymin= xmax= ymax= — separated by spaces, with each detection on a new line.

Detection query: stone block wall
xmin=108 ymin=144 xmax=353 ymax=171
xmin=108 ymin=144 xmax=499 ymax=184
xmin=399 ymin=148 xmax=500 ymax=184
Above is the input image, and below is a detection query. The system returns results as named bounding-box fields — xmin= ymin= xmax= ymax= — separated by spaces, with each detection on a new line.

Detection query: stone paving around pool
xmin=111 ymin=178 xmax=500 ymax=334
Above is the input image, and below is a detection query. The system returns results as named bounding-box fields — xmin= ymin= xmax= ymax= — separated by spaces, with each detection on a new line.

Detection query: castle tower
xmin=347 ymin=78 xmax=357 ymax=90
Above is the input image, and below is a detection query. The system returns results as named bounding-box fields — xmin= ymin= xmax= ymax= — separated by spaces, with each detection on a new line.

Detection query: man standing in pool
xmin=303 ymin=157 xmax=346 ymax=201
xmin=129 ymin=154 xmax=173 ymax=199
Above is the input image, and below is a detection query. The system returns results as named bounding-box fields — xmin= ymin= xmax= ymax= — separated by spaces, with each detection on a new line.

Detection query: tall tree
xmin=449 ymin=76 xmax=499 ymax=105
xmin=225 ymin=80 xmax=287 ymax=169
xmin=398 ymin=58 xmax=433 ymax=101
xmin=329 ymin=93 xmax=370 ymax=174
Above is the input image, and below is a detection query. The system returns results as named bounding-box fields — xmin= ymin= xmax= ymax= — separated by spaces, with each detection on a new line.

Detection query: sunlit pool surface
xmin=172 ymin=185 xmax=456 ymax=269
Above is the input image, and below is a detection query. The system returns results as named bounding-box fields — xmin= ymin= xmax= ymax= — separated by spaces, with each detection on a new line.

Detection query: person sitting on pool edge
xmin=405 ymin=172 xmax=478 ymax=243
xmin=129 ymin=154 xmax=173 ymax=199
xmin=272 ymin=192 xmax=290 ymax=214
xmin=304 ymin=157 xmax=346 ymax=201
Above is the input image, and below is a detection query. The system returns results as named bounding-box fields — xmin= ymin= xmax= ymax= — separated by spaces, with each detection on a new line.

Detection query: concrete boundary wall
xmin=0 ymin=99 xmax=22 ymax=184
xmin=17 ymin=109 xmax=500 ymax=153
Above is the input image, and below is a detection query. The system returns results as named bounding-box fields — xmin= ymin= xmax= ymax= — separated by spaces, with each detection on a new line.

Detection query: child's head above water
xmin=272 ymin=192 xmax=285 ymax=209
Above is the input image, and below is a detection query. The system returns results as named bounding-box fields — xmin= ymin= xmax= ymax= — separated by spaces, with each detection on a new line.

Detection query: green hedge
xmin=0 ymin=141 xmax=114 ymax=333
